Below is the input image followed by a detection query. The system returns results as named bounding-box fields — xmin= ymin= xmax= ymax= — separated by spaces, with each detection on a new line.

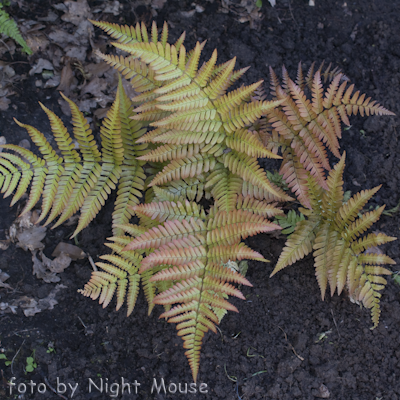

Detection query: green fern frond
xmin=1 ymin=81 xmax=146 ymax=237
xmin=274 ymin=209 xmax=306 ymax=235
xmin=0 ymin=5 xmax=31 ymax=54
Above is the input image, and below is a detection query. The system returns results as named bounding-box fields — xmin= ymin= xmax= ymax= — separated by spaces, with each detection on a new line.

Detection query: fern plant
xmin=0 ymin=19 xmax=396 ymax=382
xmin=0 ymin=2 xmax=32 ymax=54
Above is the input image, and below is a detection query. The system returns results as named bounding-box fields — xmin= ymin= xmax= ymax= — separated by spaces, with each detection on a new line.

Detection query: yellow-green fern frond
xmin=149 ymin=154 xmax=217 ymax=187
xmin=223 ymin=151 xmax=292 ymax=201
xmin=226 ymin=128 xmax=281 ymax=159
xmin=1 ymin=83 xmax=147 ymax=237
xmin=154 ymin=176 xmax=210 ymax=203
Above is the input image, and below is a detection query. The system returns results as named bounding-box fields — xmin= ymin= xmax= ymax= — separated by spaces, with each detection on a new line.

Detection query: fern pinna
xmin=0 ymin=78 xmax=147 ymax=237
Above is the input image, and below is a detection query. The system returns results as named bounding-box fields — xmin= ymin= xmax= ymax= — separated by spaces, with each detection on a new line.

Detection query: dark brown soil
xmin=1 ymin=1 xmax=400 ymax=399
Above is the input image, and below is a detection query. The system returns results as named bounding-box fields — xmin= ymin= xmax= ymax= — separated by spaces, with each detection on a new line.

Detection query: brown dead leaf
xmin=32 ymin=250 xmax=72 ymax=283
xmin=64 ymin=45 xmax=87 ymax=61
xmin=29 ymin=58 xmax=54 ymax=76
xmin=85 ymin=62 xmax=110 ymax=78
xmin=103 ymin=1 xmax=121 ymax=15
xmin=52 ymin=242 xmax=86 ymax=260
xmin=0 ymin=239 xmax=10 ymax=250
xmin=48 ymin=29 xmax=78 ymax=47
xmin=58 ymin=61 xmax=74 ymax=94
xmin=26 ymin=34 xmax=50 ymax=53
xmin=93 ymin=106 xmax=109 ymax=120
xmin=14 ymin=284 xmax=67 ymax=316
xmin=0 ymin=269 xmax=11 ymax=290
xmin=81 ymin=76 xmax=107 ymax=97
xmin=62 ymin=0 xmax=91 ymax=26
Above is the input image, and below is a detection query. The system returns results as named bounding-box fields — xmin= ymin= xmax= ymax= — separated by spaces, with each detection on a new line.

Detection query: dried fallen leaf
xmin=29 ymin=58 xmax=54 ymax=76
xmin=58 ymin=61 xmax=74 ymax=93
xmin=62 ymin=0 xmax=91 ymax=26
xmin=0 ymin=239 xmax=10 ymax=250
xmin=32 ymin=250 xmax=72 ymax=283
xmin=52 ymin=242 xmax=86 ymax=260
xmin=16 ymin=226 xmax=46 ymax=251
xmin=0 ymin=269 xmax=11 ymax=290
xmin=0 ymin=97 xmax=10 ymax=111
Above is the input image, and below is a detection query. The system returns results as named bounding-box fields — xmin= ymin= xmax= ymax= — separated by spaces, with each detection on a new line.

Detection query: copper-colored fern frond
xmin=263 ymin=64 xmax=394 ymax=208
xmin=123 ymin=205 xmax=272 ymax=381
xmin=272 ymin=153 xmax=396 ymax=326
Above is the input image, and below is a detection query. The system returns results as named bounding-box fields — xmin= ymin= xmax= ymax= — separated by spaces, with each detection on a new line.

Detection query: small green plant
xmin=0 ymin=353 xmax=12 ymax=366
xmin=25 ymin=350 xmax=37 ymax=373
xmin=46 ymin=342 xmax=56 ymax=354
xmin=0 ymin=1 xmax=32 ymax=54
xmin=274 ymin=209 xmax=305 ymax=235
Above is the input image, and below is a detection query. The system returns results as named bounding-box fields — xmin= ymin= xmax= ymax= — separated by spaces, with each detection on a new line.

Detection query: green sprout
xmin=0 ymin=353 xmax=11 ymax=366
xmin=25 ymin=350 xmax=37 ymax=373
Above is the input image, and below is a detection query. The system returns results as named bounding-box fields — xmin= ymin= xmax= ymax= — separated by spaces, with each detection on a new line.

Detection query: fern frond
xmin=78 ymin=254 xmax=140 ymax=315
xmin=0 ymin=7 xmax=32 ymax=54
xmin=336 ymin=186 xmax=381 ymax=230
xmin=274 ymin=153 xmax=396 ymax=327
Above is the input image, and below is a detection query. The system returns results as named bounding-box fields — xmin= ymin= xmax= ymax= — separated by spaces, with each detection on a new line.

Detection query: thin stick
xmin=43 ymin=376 xmax=68 ymax=400
xmin=10 ymin=339 xmax=25 ymax=375
xmin=87 ymin=254 xmax=98 ymax=271
xmin=276 ymin=325 xmax=304 ymax=361
xmin=331 ymin=309 xmax=341 ymax=339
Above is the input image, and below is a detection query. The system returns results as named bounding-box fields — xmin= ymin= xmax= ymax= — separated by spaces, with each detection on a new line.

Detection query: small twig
xmin=215 ymin=325 xmax=224 ymax=341
xmin=288 ymin=0 xmax=299 ymax=28
xmin=224 ymin=364 xmax=237 ymax=382
xmin=77 ymin=316 xmax=87 ymax=329
xmin=43 ymin=376 xmax=68 ymax=400
xmin=10 ymin=339 xmax=25 ymax=375
xmin=0 ymin=38 xmax=11 ymax=53
xmin=8 ymin=61 xmax=30 ymax=65
xmin=236 ymin=382 xmax=243 ymax=400
xmin=276 ymin=325 xmax=304 ymax=361
xmin=87 ymin=254 xmax=98 ymax=271
xmin=331 ymin=309 xmax=341 ymax=339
